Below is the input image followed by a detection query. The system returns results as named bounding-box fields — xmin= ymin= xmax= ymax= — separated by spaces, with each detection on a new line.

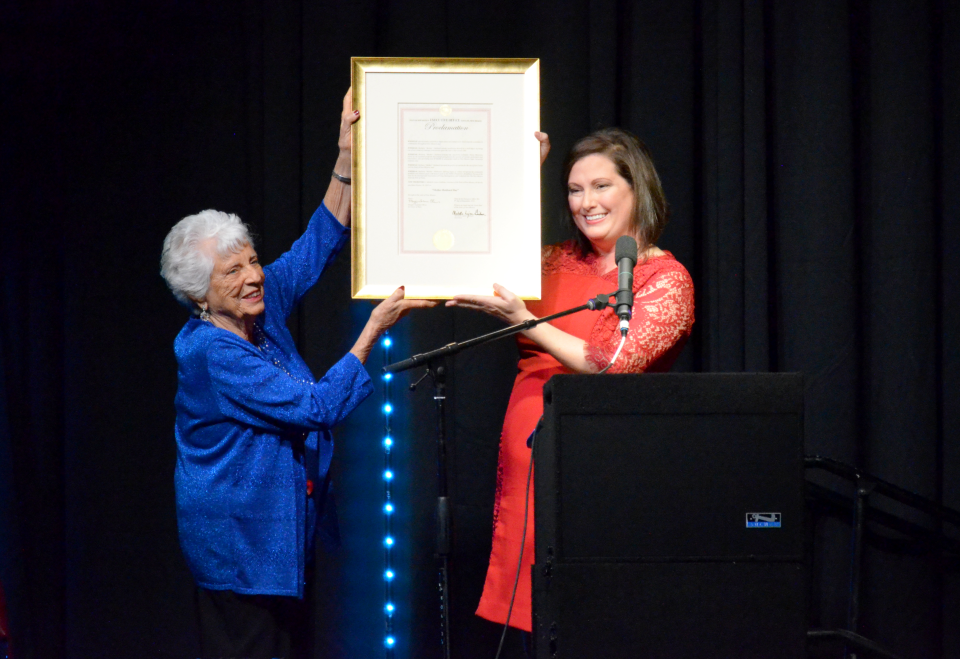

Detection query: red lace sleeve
xmin=584 ymin=263 xmax=695 ymax=373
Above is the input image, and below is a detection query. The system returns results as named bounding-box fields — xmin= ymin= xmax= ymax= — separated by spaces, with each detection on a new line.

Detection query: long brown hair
xmin=562 ymin=128 xmax=669 ymax=256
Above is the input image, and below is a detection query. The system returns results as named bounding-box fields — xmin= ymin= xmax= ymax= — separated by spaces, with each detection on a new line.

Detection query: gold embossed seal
xmin=433 ymin=229 xmax=455 ymax=251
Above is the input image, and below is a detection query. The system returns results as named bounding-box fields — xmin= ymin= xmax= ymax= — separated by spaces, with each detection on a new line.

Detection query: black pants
xmin=196 ymin=588 xmax=310 ymax=659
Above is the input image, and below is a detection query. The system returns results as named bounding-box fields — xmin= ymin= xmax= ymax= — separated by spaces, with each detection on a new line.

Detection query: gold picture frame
xmin=351 ymin=57 xmax=541 ymax=299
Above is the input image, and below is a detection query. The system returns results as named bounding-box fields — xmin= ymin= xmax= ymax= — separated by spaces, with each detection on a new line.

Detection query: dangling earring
xmin=199 ymin=304 xmax=211 ymax=322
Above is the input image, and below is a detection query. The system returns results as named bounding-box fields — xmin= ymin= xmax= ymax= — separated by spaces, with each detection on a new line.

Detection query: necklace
xmin=251 ymin=322 xmax=314 ymax=386
xmin=200 ymin=314 xmax=313 ymax=385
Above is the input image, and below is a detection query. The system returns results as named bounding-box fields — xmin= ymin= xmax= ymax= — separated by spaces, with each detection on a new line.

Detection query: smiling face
xmin=202 ymin=242 xmax=265 ymax=330
xmin=567 ymin=153 xmax=637 ymax=256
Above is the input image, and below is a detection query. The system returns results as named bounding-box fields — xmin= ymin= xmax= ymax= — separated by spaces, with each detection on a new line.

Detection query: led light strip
xmin=381 ymin=333 xmax=396 ymax=654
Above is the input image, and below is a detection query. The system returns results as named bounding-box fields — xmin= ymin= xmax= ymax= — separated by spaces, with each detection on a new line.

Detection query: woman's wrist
xmin=349 ymin=321 xmax=380 ymax=364
xmin=324 ymin=150 xmax=353 ymax=226
xmin=333 ymin=151 xmax=351 ymax=176
xmin=509 ymin=308 xmax=536 ymax=325
xmin=349 ymin=337 xmax=372 ymax=364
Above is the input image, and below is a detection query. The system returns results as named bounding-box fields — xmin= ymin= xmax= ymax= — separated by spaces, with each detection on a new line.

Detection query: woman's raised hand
xmin=327 ymin=88 xmax=360 ymax=226
xmin=338 ymin=87 xmax=360 ymax=154
xmin=536 ymin=131 xmax=551 ymax=166
xmin=445 ymin=283 xmax=533 ymax=325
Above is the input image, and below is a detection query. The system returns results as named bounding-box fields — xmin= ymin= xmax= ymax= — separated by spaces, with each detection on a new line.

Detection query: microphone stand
xmin=383 ymin=293 xmax=615 ymax=659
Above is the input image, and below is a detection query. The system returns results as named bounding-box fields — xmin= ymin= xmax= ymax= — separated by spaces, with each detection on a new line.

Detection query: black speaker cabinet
xmin=532 ymin=373 xmax=806 ymax=659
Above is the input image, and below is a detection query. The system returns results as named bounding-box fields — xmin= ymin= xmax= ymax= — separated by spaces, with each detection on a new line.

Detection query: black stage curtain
xmin=1 ymin=1 xmax=957 ymax=658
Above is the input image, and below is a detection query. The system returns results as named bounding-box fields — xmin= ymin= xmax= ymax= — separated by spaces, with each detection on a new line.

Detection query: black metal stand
xmin=408 ymin=360 xmax=452 ymax=659
xmin=384 ymin=294 xmax=613 ymax=659
xmin=805 ymin=455 xmax=960 ymax=659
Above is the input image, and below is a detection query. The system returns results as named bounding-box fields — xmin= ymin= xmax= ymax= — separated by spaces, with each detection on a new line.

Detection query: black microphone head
xmin=615 ymin=235 xmax=638 ymax=264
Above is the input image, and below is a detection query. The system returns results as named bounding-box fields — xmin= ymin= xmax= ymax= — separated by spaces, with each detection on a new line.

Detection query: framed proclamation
xmin=351 ymin=58 xmax=541 ymax=300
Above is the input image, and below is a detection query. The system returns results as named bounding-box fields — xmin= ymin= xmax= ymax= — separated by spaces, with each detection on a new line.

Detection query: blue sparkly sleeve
xmin=206 ymin=334 xmax=373 ymax=432
xmin=264 ymin=203 xmax=349 ymax=319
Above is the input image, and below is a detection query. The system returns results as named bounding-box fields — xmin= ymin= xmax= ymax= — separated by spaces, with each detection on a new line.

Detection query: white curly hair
xmin=160 ymin=209 xmax=255 ymax=311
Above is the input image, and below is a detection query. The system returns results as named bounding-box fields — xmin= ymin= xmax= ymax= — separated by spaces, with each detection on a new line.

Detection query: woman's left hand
xmin=350 ymin=287 xmax=438 ymax=363
xmin=368 ymin=286 xmax=438 ymax=333
xmin=445 ymin=283 xmax=533 ymax=325
xmin=452 ymin=283 xmax=600 ymax=373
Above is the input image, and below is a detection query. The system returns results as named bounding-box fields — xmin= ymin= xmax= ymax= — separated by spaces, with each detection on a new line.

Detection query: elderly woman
xmin=448 ymin=128 xmax=695 ymax=639
xmin=160 ymin=92 xmax=434 ymax=659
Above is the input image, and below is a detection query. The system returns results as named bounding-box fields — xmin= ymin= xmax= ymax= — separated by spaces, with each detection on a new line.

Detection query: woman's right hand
xmin=536 ymin=131 xmax=551 ymax=165
xmin=326 ymin=88 xmax=360 ymax=226
xmin=337 ymin=88 xmax=360 ymax=155
xmin=349 ymin=287 xmax=437 ymax=363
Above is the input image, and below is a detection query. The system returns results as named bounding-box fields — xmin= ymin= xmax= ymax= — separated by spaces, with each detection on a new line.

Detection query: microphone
xmin=614 ymin=235 xmax=637 ymax=335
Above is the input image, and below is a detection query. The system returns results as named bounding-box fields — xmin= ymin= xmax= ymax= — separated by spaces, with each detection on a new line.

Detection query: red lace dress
xmin=475 ymin=241 xmax=695 ymax=631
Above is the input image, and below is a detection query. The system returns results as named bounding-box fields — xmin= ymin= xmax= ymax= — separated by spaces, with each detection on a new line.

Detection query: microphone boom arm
xmin=383 ymin=293 xmax=615 ymax=374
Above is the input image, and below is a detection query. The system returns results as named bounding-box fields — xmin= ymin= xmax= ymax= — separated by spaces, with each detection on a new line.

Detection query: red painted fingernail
xmin=353 ymin=110 xmax=360 ymax=116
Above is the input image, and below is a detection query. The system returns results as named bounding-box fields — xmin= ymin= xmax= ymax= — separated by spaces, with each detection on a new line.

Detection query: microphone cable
xmin=493 ymin=419 xmax=537 ymax=659
xmin=492 ymin=330 xmax=627 ymax=658
xmin=597 ymin=333 xmax=627 ymax=375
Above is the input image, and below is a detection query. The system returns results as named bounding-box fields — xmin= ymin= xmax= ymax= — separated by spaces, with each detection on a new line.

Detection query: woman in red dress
xmin=447 ymin=128 xmax=695 ymax=637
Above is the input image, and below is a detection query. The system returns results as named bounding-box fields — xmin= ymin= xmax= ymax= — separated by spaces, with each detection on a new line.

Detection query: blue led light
xmin=381 ymin=336 xmax=396 ymax=655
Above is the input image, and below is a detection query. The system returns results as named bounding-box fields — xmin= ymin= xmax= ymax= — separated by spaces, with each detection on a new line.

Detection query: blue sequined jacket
xmin=172 ymin=202 xmax=372 ymax=597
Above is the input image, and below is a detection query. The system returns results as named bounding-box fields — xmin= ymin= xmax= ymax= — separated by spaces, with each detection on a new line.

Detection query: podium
xmin=532 ymin=373 xmax=806 ymax=659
